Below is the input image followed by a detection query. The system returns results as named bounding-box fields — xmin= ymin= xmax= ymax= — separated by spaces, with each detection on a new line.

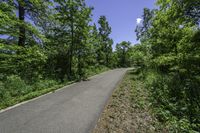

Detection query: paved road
xmin=0 ymin=69 xmax=128 ymax=133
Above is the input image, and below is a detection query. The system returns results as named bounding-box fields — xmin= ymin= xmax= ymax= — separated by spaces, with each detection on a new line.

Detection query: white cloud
xmin=179 ymin=25 xmax=184 ymax=29
xmin=136 ymin=18 xmax=142 ymax=25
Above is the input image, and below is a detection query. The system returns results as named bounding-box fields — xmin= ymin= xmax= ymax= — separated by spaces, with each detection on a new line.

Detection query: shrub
xmin=0 ymin=81 xmax=10 ymax=101
xmin=144 ymin=70 xmax=200 ymax=132
xmin=4 ymin=75 xmax=32 ymax=97
xmin=33 ymin=80 xmax=58 ymax=91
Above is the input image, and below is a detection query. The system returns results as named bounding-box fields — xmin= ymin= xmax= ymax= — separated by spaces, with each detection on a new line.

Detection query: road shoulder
xmin=93 ymin=69 xmax=166 ymax=133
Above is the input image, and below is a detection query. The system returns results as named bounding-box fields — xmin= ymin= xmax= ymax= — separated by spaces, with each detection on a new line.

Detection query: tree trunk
xmin=122 ymin=49 xmax=126 ymax=67
xmin=68 ymin=5 xmax=74 ymax=80
xmin=18 ymin=1 xmax=25 ymax=47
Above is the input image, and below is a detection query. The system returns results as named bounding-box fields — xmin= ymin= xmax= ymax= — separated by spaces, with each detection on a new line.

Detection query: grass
xmin=0 ymin=67 xmax=110 ymax=110
xmin=0 ymin=81 xmax=74 ymax=110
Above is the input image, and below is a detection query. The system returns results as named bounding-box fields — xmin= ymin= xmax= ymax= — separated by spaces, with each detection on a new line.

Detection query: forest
xmin=0 ymin=0 xmax=200 ymax=132
xmin=0 ymin=0 xmax=133 ymax=109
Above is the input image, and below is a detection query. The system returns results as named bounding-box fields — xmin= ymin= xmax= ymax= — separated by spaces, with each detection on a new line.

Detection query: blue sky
xmin=86 ymin=0 xmax=156 ymax=45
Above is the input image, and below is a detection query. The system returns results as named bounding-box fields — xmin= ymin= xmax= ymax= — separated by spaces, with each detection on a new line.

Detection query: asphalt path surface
xmin=0 ymin=68 xmax=128 ymax=133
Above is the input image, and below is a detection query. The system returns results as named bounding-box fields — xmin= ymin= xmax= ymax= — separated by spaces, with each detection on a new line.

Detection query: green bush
xmin=34 ymin=80 xmax=58 ymax=91
xmin=144 ymin=70 xmax=200 ymax=132
xmin=85 ymin=65 xmax=109 ymax=77
xmin=4 ymin=75 xmax=32 ymax=97
xmin=145 ymin=71 xmax=170 ymax=105
xmin=0 ymin=44 xmax=47 ymax=82
xmin=0 ymin=81 xmax=10 ymax=101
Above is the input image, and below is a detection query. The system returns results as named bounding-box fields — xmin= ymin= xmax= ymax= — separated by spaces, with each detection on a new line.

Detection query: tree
xmin=91 ymin=24 xmax=101 ymax=65
xmin=0 ymin=2 xmax=18 ymax=44
xmin=135 ymin=8 xmax=155 ymax=42
xmin=130 ymin=44 xmax=146 ymax=68
xmin=116 ymin=41 xmax=131 ymax=67
xmin=52 ymin=0 xmax=94 ymax=80
xmin=1 ymin=0 xmax=51 ymax=46
xmin=75 ymin=4 xmax=93 ymax=80
xmin=98 ymin=16 xmax=113 ymax=66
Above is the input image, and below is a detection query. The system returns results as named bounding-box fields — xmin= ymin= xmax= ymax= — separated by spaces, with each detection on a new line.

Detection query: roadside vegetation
xmin=134 ymin=0 xmax=200 ymax=132
xmin=94 ymin=67 xmax=199 ymax=133
xmin=93 ymin=69 xmax=162 ymax=133
xmin=0 ymin=67 xmax=109 ymax=110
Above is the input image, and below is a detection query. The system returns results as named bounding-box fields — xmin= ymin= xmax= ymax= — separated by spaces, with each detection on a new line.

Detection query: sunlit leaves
xmin=135 ymin=0 xmax=200 ymax=131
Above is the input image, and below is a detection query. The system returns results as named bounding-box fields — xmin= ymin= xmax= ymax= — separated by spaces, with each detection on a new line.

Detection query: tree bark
xmin=18 ymin=1 xmax=25 ymax=47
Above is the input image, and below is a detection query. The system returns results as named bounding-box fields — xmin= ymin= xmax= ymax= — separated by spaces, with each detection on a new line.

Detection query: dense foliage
xmin=135 ymin=0 xmax=200 ymax=131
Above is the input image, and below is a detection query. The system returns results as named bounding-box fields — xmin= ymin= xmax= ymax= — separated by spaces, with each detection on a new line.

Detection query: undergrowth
xmin=0 ymin=66 xmax=109 ymax=110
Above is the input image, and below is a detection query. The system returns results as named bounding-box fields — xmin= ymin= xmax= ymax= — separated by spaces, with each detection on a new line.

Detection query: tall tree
xmin=135 ymin=8 xmax=154 ymax=42
xmin=18 ymin=0 xmax=25 ymax=46
xmin=98 ymin=16 xmax=113 ymax=66
xmin=91 ymin=24 xmax=101 ymax=65
xmin=54 ymin=0 xmax=93 ymax=80
xmin=75 ymin=2 xmax=93 ymax=80
xmin=0 ymin=2 xmax=18 ymax=44
xmin=54 ymin=0 xmax=78 ymax=79
xmin=1 ymin=0 xmax=50 ymax=46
